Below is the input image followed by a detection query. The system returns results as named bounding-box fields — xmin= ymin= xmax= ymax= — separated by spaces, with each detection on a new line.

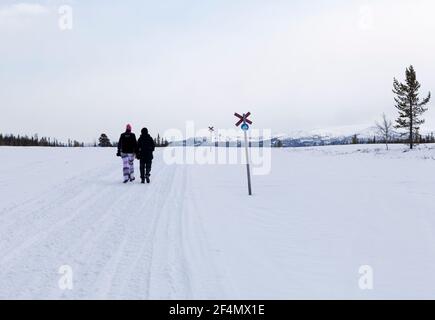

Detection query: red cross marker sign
xmin=234 ymin=112 xmax=253 ymax=127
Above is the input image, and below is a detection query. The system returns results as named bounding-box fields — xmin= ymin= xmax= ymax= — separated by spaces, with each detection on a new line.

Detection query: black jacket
xmin=118 ymin=132 xmax=137 ymax=154
xmin=137 ymin=134 xmax=155 ymax=161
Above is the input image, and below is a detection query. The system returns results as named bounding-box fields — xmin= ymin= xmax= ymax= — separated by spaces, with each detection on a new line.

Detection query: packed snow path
xmin=0 ymin=147 xmax=227 ymax=299
xmin=1 ymin=145 xmax=435 ymax=299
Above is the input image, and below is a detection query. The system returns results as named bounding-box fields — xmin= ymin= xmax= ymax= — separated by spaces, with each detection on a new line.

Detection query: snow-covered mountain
xmin=168 ymin=124 xmax=435 ymax=147
xmin=269 ymin=124 xmax=380 ymax=147
xmin=168 ymin=124 xmax=378 ymax=147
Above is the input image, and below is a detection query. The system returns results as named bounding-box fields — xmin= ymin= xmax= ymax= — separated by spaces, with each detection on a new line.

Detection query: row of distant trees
xmin=351 ymin=131 xmax=435 ymax=146
xmin=0 ymin=132 xmax=170 ymax=148
xmin=98 ymin=133 xmax=169 ymax=147
xmin=0 ymin=134 xmax=84 ymax=147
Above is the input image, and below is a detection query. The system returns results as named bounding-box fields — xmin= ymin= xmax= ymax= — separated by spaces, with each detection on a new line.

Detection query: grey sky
xmin=1 ymin=0 xmax=435 ymax=142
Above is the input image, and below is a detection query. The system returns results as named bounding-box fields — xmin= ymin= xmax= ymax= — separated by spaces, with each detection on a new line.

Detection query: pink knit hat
xmin=126 ymin=124 xmax=132 ymax=131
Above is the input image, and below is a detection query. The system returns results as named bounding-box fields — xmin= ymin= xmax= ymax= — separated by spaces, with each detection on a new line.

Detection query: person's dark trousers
xmin=140 ymin=159 xmax=152 ymax=179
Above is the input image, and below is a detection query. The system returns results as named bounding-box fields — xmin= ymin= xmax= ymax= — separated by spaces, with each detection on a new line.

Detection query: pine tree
xmin=98 ymin=133 xmax=112 ymax=147
xmin=351 ymin=134 xmax=358 ymax=145
xmin=393 ymin=65 xmax=431 ymax=149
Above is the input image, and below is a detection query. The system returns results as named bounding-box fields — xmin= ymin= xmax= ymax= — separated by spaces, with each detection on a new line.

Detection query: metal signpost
xmin=234 ymin=112 xmax=253 ymax=196
xmin=208 ymin=126 xmax=214 ymax=148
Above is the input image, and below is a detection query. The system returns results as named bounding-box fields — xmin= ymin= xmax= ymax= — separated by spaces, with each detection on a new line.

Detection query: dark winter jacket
xmin=118 ymin=131 xmax=137 ymax=154
xmin=137 ymin=133 xmax=155 ymax=161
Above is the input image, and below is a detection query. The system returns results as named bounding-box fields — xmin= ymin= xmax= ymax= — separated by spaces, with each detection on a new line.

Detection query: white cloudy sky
xmin=1 ymin=0 xmax=435 ymax=142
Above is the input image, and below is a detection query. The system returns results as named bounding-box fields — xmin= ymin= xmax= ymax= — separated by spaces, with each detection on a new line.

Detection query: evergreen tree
xmin=393 ymin=65 xmax=431 ymax=149
xmin=351 ymin=134 xmax=359 ymax=144
xmin=98 ymin=133 xmax=112 ymax=147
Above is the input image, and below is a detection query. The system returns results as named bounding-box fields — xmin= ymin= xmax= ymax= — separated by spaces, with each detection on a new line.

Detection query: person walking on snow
xmin=137 ymin=128 xmax=155 ymax=184
xmin=117 ymin=124 xmax=137 ymax=183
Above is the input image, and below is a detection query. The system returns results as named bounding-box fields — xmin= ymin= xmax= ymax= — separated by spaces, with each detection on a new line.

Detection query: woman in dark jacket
xmin=137 ymin=128 xmax=155 ymax=183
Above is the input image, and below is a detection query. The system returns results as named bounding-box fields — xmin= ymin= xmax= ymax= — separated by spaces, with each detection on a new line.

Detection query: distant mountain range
xmin=168 ymin=124 xmax=435 ymax=148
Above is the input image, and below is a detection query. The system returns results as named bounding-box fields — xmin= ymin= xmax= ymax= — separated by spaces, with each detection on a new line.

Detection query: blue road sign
xmin=241 ymin=123 xmax=249 ymax=131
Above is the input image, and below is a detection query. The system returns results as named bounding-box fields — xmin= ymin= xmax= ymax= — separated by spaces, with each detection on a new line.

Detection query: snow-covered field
xmin=1 ymin=144 xmax=435 ymax=299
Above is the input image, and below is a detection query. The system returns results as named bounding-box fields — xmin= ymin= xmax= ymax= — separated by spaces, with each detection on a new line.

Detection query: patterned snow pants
xmin=121 ymin=153 xmax=135 ymax=181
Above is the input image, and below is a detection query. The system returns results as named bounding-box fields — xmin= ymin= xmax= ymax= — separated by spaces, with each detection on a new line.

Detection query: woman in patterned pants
xmin=116 ymin=124 xmax=138 ymax=183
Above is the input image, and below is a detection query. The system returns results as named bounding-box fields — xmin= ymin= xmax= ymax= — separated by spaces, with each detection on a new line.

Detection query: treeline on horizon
xmin=3 ymin=131 xmax=435 ymax=148
xmin=0 ymin=133 xmax=84 ymax=147
xmin=0 ymin=132 xmax=170 ymax=148
xmin=350 ymin=133 xmax=435 ymax=146
xmin=271 ymin=132 xmax=435 ymax=148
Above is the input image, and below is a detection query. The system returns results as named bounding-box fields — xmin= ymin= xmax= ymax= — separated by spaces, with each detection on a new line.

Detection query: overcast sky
xmin=1 ymin=0 xmax=435 ymax=142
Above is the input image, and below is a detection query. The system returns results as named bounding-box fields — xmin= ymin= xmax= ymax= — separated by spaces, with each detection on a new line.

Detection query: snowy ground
xmin=1 ymin=144 xmax=435 ymax=299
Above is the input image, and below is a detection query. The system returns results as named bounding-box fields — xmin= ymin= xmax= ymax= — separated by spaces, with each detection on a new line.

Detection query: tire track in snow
xmin=0 ymin=169 xmax=122 ymax=267
xmin=0 ymin=163 xmax=118 ymax=221
xmin=0 ymin=151 xmax=223 ymax=299
xmin=117 ymin=162 xmax=181 ymax=299
xmin=146 ymin=165 xmax=192 ymax=299
xmin=0 ymin=162 xmax=121 ymax=243
xmin=44 ymin=157 xmax=176 ymax=299
xmin=0 ymin=159 xmax=163 ymax=298
xmin=0 ymin=166 xmax=145 ymax=298
xmin=79 ymin=160 xmax=176 ymax=299
xmin=180 ymin=174 xmax=229 ymax=299
xmin=44 ymin=160 xmax=170 ymax=299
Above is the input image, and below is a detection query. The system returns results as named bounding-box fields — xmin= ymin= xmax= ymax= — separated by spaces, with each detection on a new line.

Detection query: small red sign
xmin=234 ymin=112 xmax=252 ymax=127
